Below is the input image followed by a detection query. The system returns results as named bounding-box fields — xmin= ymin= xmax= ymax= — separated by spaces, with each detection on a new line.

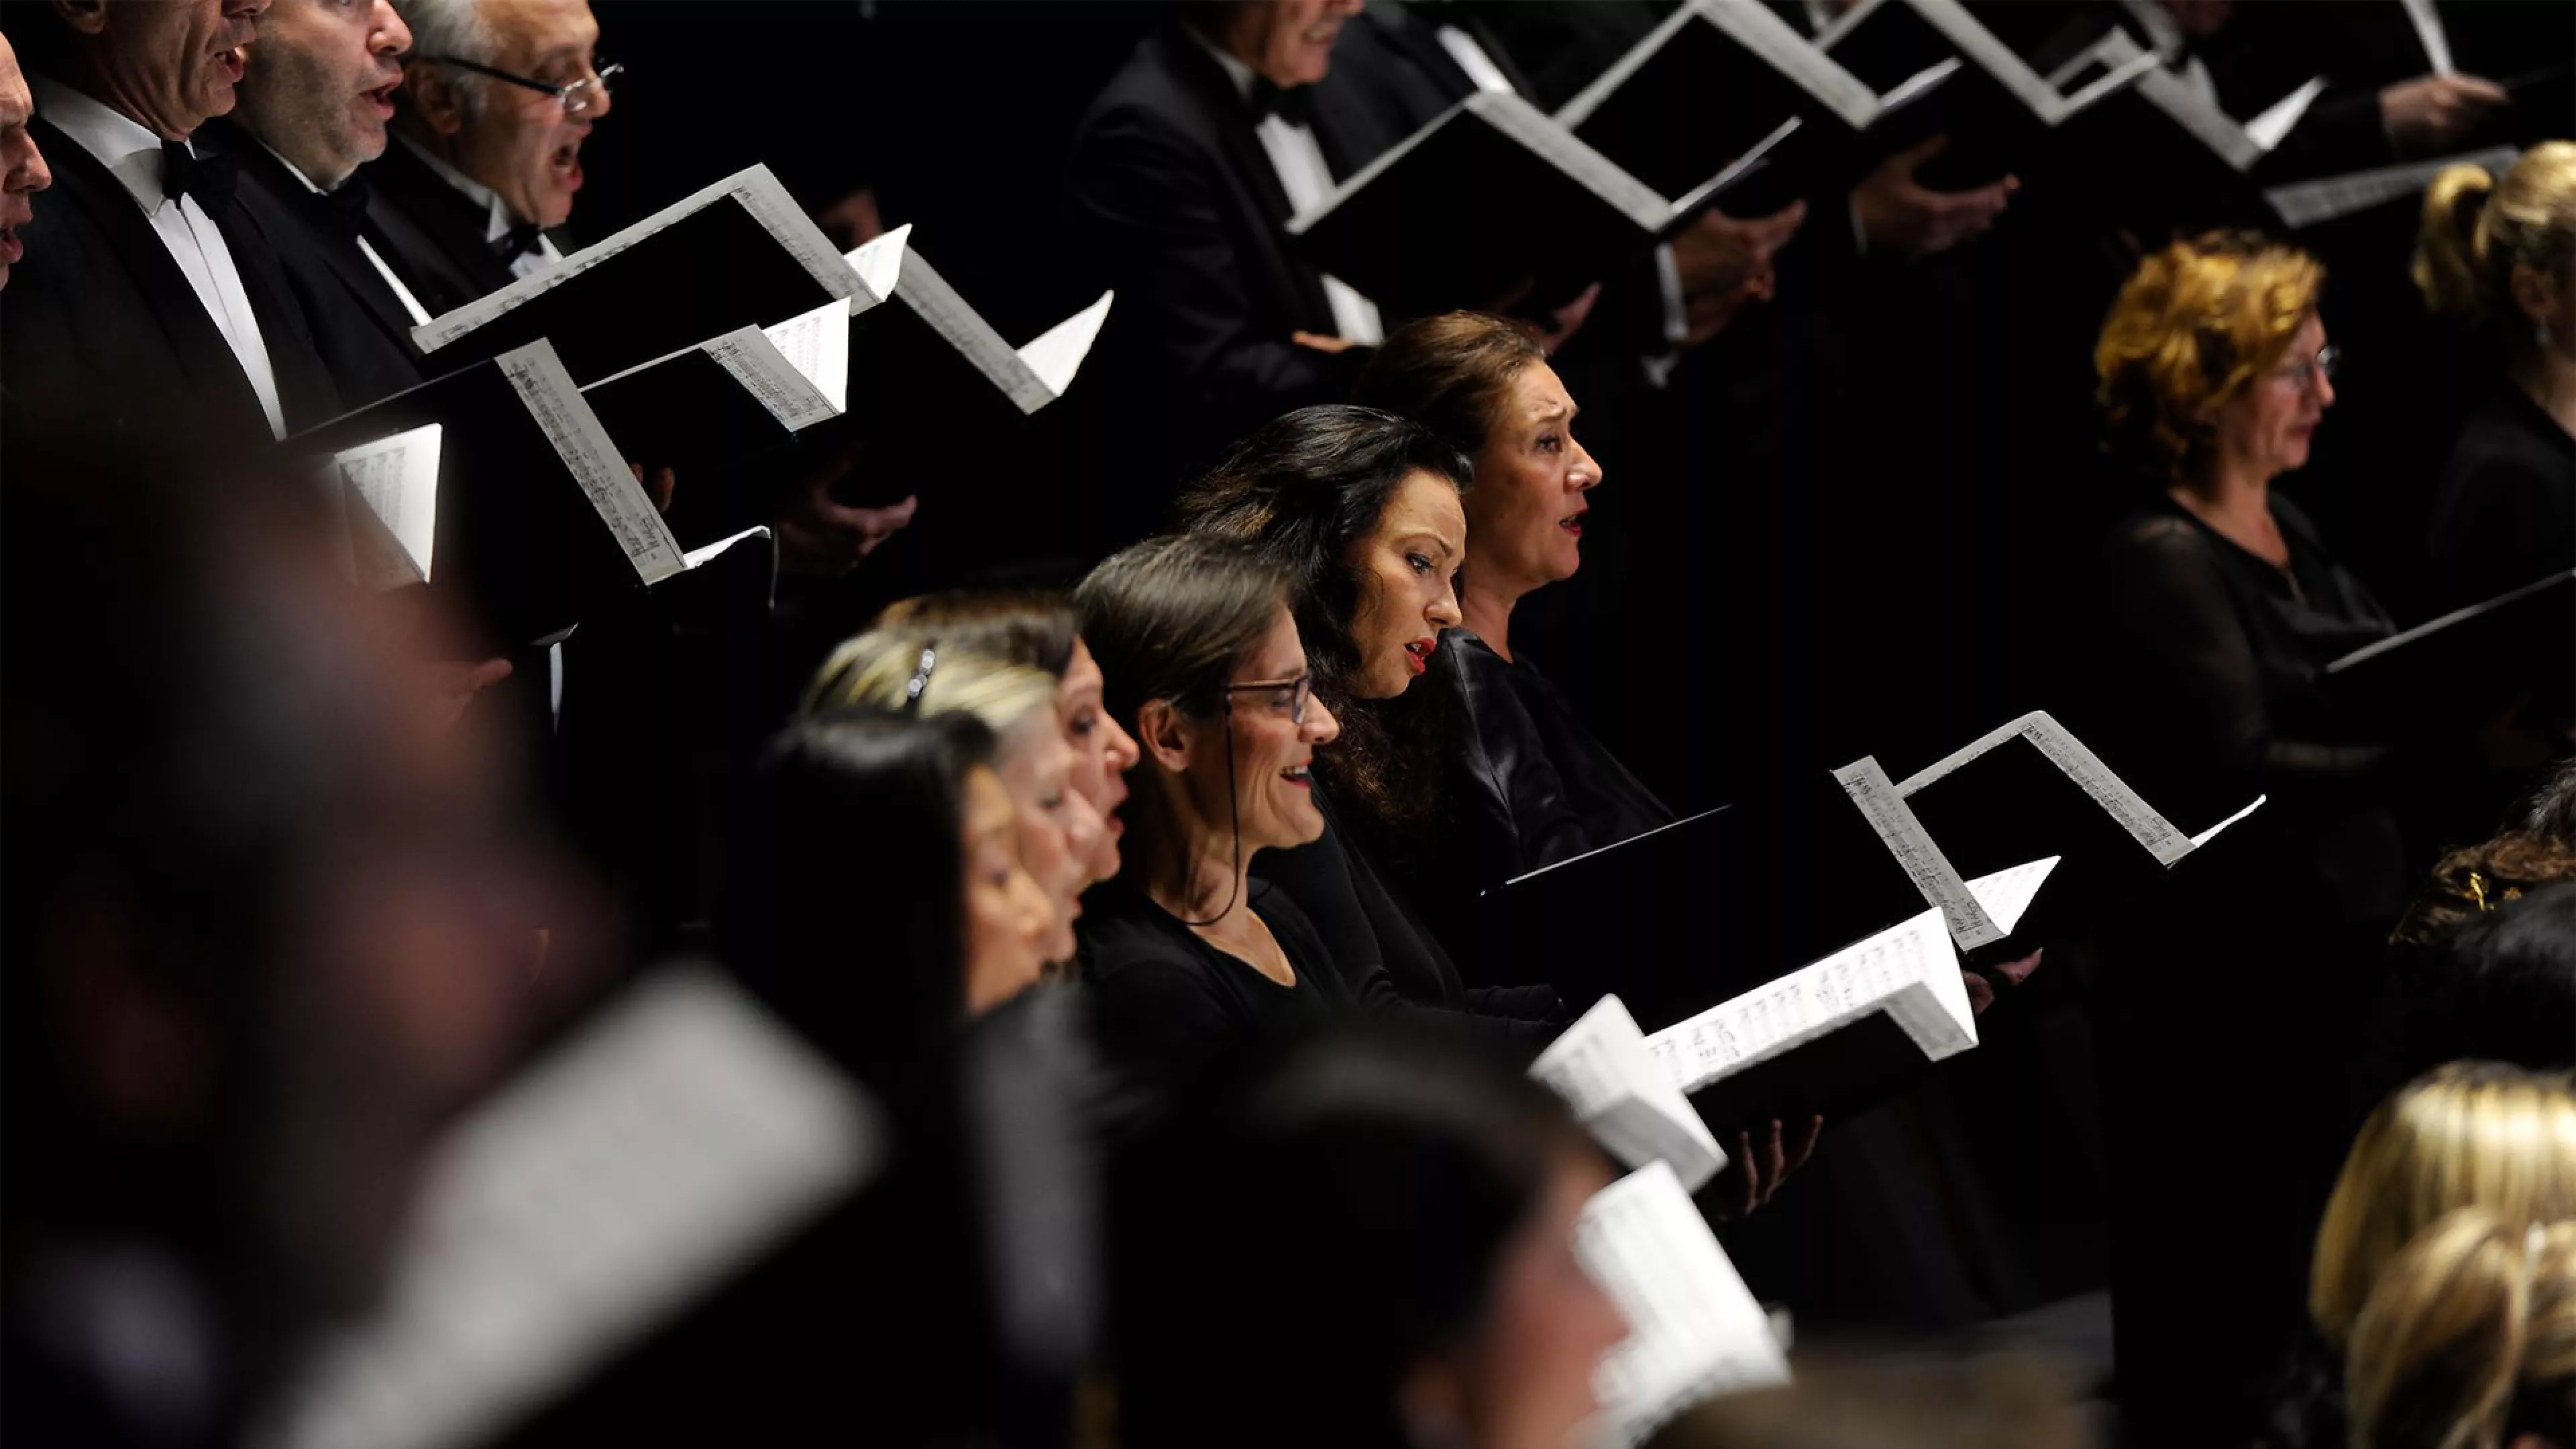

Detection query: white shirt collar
xmin=2121 ymin=0 xmax=2190 ymax=65
xmin=259 ymin=141 xmax=327 ymax=197
xmin=393 ymin=130 xmax=524 ymax=243
xmin=1189 ymin=28 xmax=1262 ymax=105
xmin=28 ymin=73 xmax=179 ymax=217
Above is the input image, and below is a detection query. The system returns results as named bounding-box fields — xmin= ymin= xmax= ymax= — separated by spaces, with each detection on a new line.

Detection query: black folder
xmin=1556 ymin=0 xmax=1965 ymax=213
xmin=410 ymin=165 xmax=865 ymax=388
xmin=2323 ymin=570 xmax=2575 ymax=735
xmin=1285 ymin=91 xmax=1737 ymax=323
xmin=294 ymin=340 xmax=696 ymax=649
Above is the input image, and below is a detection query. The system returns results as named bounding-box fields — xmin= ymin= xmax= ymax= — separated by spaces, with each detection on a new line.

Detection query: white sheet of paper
xmin=681 ymin=525 xmax=774 ymax=572
xmin=704 ymin=327 xmax=841 ymax=431
xmin=2267 ymin=145 xmax=2520 ymax=228
xmin=759 ymin=297 xmax=852 ymax=414
xmin=335 ymin=421 xmax=442 ymax=582
xmin=259 ymin=967 xmax=882 ymax=1449
xmin=2101 ymin=28 xmax=2263 ymax=170
xmin=495 ymin=341 xmax=686 ymax=584
xmin=843 ymin=221 xmax=912 ymax=308
xmin=1962 ymin=856 xmax=2061 ymax=937
xmin=2244 ymin=74 xmax=2328 ymax=152
xmin=414 ymin=166 xmax=860 ymax=354
xmin=1646 ymin=907 xmax=1970 ymax=1097
xmin=2189 ymin=794 xmax=2265 ymax=849
xmin=1016 ymin=290 xmax=1116 ymax=398
xmin=1894 ymin=710 xmax=2196 ymax=865
xmin=1533 ymin=996 xmax=1727 ymax=1191
xmin=1833 ymin=756 xmax=2003 ymax=949
xmin=1576 ymin=1161 xmax=1790 ymax=1448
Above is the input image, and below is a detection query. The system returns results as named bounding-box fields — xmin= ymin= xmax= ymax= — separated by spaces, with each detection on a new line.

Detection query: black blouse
xmin=1078 ymin=877 xmax=1350 ymax=1110
xmin=2098 ymin=489 xmax=2404 ymax=916
xmin=1434 ymin=629 xmax=1675 ymax=884
xmin=2429 ymin=382 xmax=2575 ymax=609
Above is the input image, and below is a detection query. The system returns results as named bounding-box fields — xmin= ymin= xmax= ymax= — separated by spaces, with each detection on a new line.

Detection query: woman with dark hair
xmin=720 ymin=708 xmax=1056 ymax=1095
xmin=1175 ymin=402 xmax=1564 ymax=1048
xmin=1350 ymin=313 xmax=1673 ymax=889
xmin=1109 ymin=1019 xmax=1627 ymax=1449
xmin=1071 ymin=534 xmax=1362 ymax=1107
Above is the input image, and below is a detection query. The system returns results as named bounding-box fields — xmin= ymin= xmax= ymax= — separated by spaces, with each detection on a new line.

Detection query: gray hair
xmin=392 ymin=0 xmax=494 ymax=119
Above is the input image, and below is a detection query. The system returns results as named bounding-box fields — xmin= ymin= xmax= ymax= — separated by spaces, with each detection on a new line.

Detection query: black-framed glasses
xmin=1221 ymin=672 xmax=1313 ymax=724
xmin=2269 ymin=342 xmax=2341 ymax=392
xmin=421 ymin=54 xmax=622 ymax=116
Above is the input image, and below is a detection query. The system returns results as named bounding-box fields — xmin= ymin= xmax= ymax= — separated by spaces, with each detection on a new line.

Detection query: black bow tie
xmin=317 ymin=173 xmax=372 ymax=239
xmin=489 ymin=217 xmax=545 ymax=264
xmin=1246 ymin=77 xmax=1315 ymax=127
xmin=161 ymin=139 xmax=236 ymax=219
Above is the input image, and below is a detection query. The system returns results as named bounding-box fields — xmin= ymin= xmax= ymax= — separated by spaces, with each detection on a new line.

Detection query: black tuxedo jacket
xmin=2 ymin=113 xmax=341 ymax=451
xmin=358 ymin=138 xmax=523 ymax=321
xmin=204 ymin=121 xmax=426 ymax=411
xmin=1067 ymin=23 xmax=1387 ymax=500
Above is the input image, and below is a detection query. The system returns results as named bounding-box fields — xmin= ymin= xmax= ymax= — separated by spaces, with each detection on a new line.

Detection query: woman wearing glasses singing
xmin=1070 ymin=535 xmax=1363 ymax=1108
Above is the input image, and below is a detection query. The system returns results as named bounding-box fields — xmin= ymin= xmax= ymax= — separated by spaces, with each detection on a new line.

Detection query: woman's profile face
xmin=1058 ymin=637 xmax=1138 ymax=882
xmin=2212 ymin=311 xmax=2334 ymax=482
xmin=1342 ymin=470 xmax=1466 ymax=700
xmin=1411 ymin=1149 xmax=1627 ymax=1449
xmin=1468 ymin=362 xmax=1601 ymax=597
xmin=959 ymin=765 xmax=1053 ymax=1015
xmin=1187 ymin=608 xmax=1341 ymax=854
xmin=996 ymin=714 xmax=1106 ymax=963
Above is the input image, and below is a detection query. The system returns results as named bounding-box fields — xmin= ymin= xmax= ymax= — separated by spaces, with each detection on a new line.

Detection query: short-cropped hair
xmin=2094 ymin=230 xmax=2324 ymax=482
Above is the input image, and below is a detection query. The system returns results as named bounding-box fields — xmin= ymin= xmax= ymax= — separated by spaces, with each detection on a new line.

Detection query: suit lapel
xmin=28 ymin=116 xmax=270 ymax=427
xmin=1155 ymin=30 xmax=1341 ymax=333
xmin=224 ymin=131 xmax=425 ymax=352
xmin=361 ymin=142 xmax=519 ymax=313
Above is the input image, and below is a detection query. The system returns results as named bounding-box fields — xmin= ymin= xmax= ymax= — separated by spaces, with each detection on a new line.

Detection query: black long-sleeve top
xmin=2429 ymin=382 xmax=2575 ymax=610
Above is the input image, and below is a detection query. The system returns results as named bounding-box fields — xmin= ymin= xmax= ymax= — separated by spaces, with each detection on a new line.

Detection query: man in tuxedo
xmin=219 ymin=0 xmax=426 ymax=406
xmin=1067 ymin=0 xmax=1385 ymax=521
xmin=0 ymin=31 xmax=55 ymax=292
xmin=364 ymin=0 xmax=608 ymax=318
xmin=3 ymin=0 xmax=341 ymax=449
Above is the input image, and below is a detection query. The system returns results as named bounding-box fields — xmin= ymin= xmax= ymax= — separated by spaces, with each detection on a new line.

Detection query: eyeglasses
xmin=1221 ymin=672 xmax=1313 ymax=725
xmin=2268 ymin=343 xmax=2341 ymax=392
xmin=421 ymin=54 xmax=623 ymax=117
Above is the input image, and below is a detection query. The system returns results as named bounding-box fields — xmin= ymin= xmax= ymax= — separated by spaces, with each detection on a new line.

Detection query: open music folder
xmin=1534 ymin=996 xmax=1730 ymax=1193
xmin=1576 ymin=1161 xmax=1790 ymax=1448
xmin=1811 ymin=0 xmax=2155 ymax=190
xmin=299 ymin=340 xmax=765 ymax=647
xmin=2322 ymin=570 xmax=2575 ymax=733
xmin=409 ymin=165 xmax=873 ymax=387
xmin=1285 ymin=90 xmax=1744 ymax=322
xmin=839 ymin=223 xmax=1115 ymax=425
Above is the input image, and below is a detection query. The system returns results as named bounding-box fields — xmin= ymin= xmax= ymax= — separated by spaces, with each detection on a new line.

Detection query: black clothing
xmin=1434 ymin=629 xmax=1673 ymax=885
xmin=3 ymin=113 xmax=341 ymax=451
xmin=2429 ymin=382 xmax=2575 ymax=609
xmin=358 ymin=138 xmax=525 ymax=321
xmin=1252 ymin=784 xmax=1562 ymax=1055
xmin=1078 ymin=877 xmax=1352 ymax=1110
xmin=1065 ymin=22 xmax=1384 ymax=514
xmin=206 ymin=121 xmax=428 ymax=409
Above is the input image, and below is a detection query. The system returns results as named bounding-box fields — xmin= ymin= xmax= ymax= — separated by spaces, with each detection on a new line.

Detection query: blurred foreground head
xmin=1 ymin=435 xmax=572 ymax=1444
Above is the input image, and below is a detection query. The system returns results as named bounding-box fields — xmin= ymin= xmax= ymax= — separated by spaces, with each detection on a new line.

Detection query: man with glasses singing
xmin=364 ymin=0 xmax=614 ymax=315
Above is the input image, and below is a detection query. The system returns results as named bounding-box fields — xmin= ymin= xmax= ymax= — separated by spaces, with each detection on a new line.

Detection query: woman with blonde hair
xmin=2263 ymin=1063 xmax=2576 ymax=1447
xmin=804 ymin=626 xmax=1108 ymax=964
xmin=2345 ymin=1208 xmax=2575 ymax=1449
xmin=2414 ymin=143 xmax=2576 ymax=607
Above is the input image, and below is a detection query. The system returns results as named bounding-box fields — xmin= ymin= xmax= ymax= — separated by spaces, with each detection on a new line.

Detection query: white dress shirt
xmin=1197 ymin=38 xmax=1384 ymax=346
xmin=32 ymin=76 xmax=288 ymax=439
xmin=392 ymin=133 xmax=566 ymax=280
xmin=258 ymin=144 xmax=435 ymax=328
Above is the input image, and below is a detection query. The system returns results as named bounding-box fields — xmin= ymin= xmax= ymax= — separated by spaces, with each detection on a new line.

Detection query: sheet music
xmin=258 ymin=967 xmax=883 ymax=1449
xmin=1963 ymin=856 xmax=2061 ymax=937
xmin=704 ymin=328 xmax=841 ymax=431
xmin=414 ymin=166 xmax=861 ymax=354
xmin=1470 ymin=90 xmax=1682 ymax=231
xmin=2103 ymin=29 xmax=2263 ymax=170
xmin=1533 ymin=996 xmax=1727 ymax=1191
xmin=1903 ymin=0 xmax=2072 ymax=120
xmin=2189 ymin=795 xmax=2265 ymax=849
xmin=496 ymin=342 xmax=686 ymax=585
xmin=1892 ymin=710 xmax=2194 ymax=865
xmin=889 ymin=243 xmax=1056 ymax=415
xmin=2328 ymin=568 xmax=2574 ymax=673
xmin=2244 ymin=74 xmax=2328 ymax=152
xmin=681 ymin=525 xmax=774 ymax=572
xmin=760 ymin=297 xmax=851 ymax=413
xmin=2396 ymin=0 xmax=2453 ymax=75
xmin=334 ymin=421 xmax=442 ymax=583
xmin=1560 ymin=0 xmax=1883 ymax=133
xmin=1645 ymin=907 xmax=1970 ymax=1097
xmin=843 ymin=221 xmax=910 ymax=307
xmin=1832 ymin=756 xmax=2004 ymax=949
xmin=2266 ymin=146 xmax=2520 ymax=228
xmin=1016 ymin=290 xmax=1115 ymax=400
xmin=1575 ymin=1162 xmax=1790 ymax=1449
xmin=2059 ymin=45 xmax=2165 ymax=115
